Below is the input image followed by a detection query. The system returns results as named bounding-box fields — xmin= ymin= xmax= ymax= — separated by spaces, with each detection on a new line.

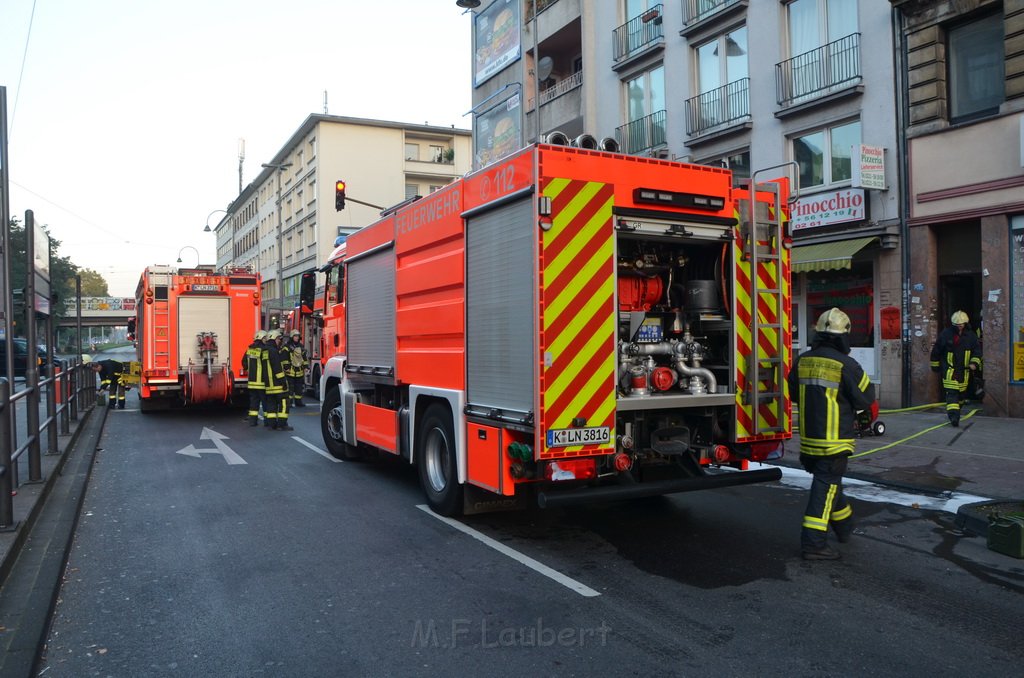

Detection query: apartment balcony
xmin=404 ymin=156 xmax=457 ymax=177
xmin=684 ymin=78 xmax=750 ymax=141
xmin=680 ymin=0 xmax=747 ymax=37
xmin=775 ymin=33 xmax=863 ymax=112
xmin=615 ymin=110 xmax=667 ymax=156
xmin=613 ymin=4 xmax=665 ymax=70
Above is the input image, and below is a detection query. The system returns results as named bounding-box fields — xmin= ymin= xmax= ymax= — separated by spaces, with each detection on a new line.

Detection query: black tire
xmin=872 ymin=421 xmax=886 ymax=436
xmin=417 ymin=403 xmax=462 ymax=516
xmin=321 ymin=386 xmax=361 ymax=461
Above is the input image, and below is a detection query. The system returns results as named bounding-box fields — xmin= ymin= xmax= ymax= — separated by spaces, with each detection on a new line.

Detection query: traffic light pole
xmin=343 ymin=196 xmax=385 ymax=211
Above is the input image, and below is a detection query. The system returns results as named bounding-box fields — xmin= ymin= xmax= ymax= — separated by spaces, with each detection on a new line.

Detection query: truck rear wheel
xmin=417 ymin=404 xmax=462 ymax=516
xmin=321 ymin=387 xmax=361 ymax=461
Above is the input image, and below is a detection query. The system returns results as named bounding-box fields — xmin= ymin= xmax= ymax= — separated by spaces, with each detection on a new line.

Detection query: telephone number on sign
xmin=546 ymin=426 xmax=611 ymax=448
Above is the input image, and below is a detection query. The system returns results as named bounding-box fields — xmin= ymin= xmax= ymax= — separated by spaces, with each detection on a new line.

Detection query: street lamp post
xmin=203 ymin=208 xmax=230 ymax=265
xmin=261 ymin=162 xmax=293 ymax=326
xmin=177 ymin=245 xmax=200 ymax=268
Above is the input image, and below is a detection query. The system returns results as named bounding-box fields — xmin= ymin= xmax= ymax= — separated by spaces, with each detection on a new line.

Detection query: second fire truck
xmin=308 ymin=144 xmax=793 ymax=515
xmin=132 ymin=264 xmax=262 ymax=412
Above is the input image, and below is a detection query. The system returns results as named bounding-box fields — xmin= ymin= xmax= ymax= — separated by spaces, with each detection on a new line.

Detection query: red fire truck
xmin=310 ymin=145 xmax=792 ymax=515
xmin=285 ymin=293 xmax=325 ymax=398
xmin=133 ymin=264 xmax=262 ymax=412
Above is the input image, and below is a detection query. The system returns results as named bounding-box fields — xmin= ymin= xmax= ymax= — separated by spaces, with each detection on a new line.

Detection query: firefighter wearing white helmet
xmin=285 ymin=328 xmax=309 ymax=408
xmin=787 ymin=307 xmax=877 ymax=561
xmin=929 ymin=310 xmax=982 ymax=427
xmin=264 ymin=330 xmax=293 ymax=431
xmin=243 ymin=330 xmax=268 ymax=425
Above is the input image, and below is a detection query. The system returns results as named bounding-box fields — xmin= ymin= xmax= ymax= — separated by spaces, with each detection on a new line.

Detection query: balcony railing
xmin=539 ymin=70 xmax=582 ymax=105
xmin=616 ymin=110 xmax=667 ymax=155
xmin=613 ymin=4 xmax=664 ymax=63
xmin=776 ymin=33 xmax=861 ymax=107
xmin=685 ymin=78 xmax=749 ymax=136
xmin=682 ymin=0 xmax=741 ymax=27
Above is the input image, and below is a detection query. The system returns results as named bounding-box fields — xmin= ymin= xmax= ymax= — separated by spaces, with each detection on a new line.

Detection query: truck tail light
xmin=545 ymin=459 xmax=596 ymax=481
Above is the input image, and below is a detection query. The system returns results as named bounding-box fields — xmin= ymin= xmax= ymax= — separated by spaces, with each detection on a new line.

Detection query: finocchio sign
xmin=791 ymin=188 xmax=865 ymax=231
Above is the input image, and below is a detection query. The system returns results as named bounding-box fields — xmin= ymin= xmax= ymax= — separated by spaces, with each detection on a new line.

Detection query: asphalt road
xmin=36 ymin=400 xmax=1024 ymax=677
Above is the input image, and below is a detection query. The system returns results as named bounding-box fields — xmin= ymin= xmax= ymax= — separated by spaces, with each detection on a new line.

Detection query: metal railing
xmin=0 ymin=358 xmax=95 ymax=528
xmin=776 ymin=33 xmax=861 ymax=107
xmin=539 ymin=70 xmax=583 ymax=105
xmin=682 ymin=0 xmax=742 ymax=27
xmin=615 ymin=109 xmax=667 ymax=155
xmin=685 ymin=77 xmax=750 ymax=136
xmin=613 ymin=4 xmax=664 ymax=62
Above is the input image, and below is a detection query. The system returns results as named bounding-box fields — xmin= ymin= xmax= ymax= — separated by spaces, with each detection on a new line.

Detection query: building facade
xmin=467 ymin=0 xmax=903 ymax=406
xmin=892 ymin=0 xmax=1024 ymax=417
xmin=215 ymin=115 xmax=472 ymax=327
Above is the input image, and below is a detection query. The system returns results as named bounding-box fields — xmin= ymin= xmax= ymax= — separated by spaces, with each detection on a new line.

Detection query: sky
xmin=1 ymin=0 xmax=473 ymax=296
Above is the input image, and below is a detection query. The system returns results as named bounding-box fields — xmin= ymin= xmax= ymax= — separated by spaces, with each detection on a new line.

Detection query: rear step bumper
xmin=536 ymin=467 xmax=782 ymax=509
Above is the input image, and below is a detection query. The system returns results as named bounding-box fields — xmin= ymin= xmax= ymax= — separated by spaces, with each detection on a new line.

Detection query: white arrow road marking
xmin=292 ymin=436 xmax=343 ymax=463
xmin=416 ymin=505 xmax=601 ymax=598
xmin=175 ymin=428 xmax=247 ymax=465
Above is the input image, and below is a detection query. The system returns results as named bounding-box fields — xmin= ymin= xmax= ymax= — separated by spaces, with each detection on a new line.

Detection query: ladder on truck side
xmin=738 ymin=166 xmax=793 ymax=437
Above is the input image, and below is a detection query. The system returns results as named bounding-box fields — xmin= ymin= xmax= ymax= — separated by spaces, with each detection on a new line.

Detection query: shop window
xmin=805 ymin=261 xmax=873 ymax=348
xmin=1011 ymin=216 xmax=1024 ymax=381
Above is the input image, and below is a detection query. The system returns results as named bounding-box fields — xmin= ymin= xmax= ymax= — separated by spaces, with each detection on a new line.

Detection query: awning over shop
xmin=791 ymin=236 xmax=877 ymax=273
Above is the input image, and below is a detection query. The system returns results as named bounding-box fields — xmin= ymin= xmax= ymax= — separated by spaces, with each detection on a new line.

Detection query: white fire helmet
xmin=951 ymin=310 xmax=969 ymax=325
xmin=814 ymin=307 xmax=851 ymax=335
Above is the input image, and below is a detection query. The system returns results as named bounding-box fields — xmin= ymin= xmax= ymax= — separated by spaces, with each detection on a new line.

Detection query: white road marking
xmin=292 ymin=436 xmax=343 ymax=463
xmin=175 ymin=428 xmax=247 ymax=465
xmin=768 ymin=464 xmax=991 ymax=514
xmin=416 ymin=504 xmax=601 ymax=598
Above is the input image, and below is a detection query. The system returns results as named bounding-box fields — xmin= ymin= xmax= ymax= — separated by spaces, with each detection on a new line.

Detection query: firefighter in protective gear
xmin=788 ymin=308 xmax=877 ymax=560
xmin=929 ymin=310 xmax=981 ymax=427
xmin=243 ymin=330 xmax=268 ymax=426
xmin=265 ymin=330 xmax=293 ymax=431
xmin=285 ymin=329 xmax=308 ymax=408
xmin=89 ymin=359 xmax=127 ymax=409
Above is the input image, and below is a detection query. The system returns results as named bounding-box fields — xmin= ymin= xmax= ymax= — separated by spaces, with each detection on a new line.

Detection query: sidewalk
xmin=781 ymin=404 xmax=1024 ymax=501
xmin=0 ymin=403 xmax=105 ymax=678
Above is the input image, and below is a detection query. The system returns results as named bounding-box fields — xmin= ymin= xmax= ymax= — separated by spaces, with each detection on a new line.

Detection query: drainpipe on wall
xmin=892 ymin=6 xmax=912 ymax=408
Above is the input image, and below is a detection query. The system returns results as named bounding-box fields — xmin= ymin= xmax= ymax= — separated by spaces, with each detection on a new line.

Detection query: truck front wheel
xmin=321 ymin=387 xmax=361 ymax=461
xmin=417 ymin=404 xmax=462 ymax=516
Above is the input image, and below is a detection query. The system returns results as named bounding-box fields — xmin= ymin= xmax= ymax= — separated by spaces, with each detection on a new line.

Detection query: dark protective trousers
xmin=289 ymin=375 xmax=304 ymax=405
xmin=248 ymin=388 xmax=265 ymax=423
xmin=799 ymin=453 xmax=853 ymax=549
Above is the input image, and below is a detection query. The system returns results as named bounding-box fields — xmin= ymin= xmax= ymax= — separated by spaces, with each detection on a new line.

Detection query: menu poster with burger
xmin=475 ymin=92 xmax=522 ymax=167
xmin=474 ymin=0 xmax=521 ymax=86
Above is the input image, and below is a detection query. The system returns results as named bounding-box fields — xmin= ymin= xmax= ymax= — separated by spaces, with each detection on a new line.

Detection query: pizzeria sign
xmin=791 ymin=188 xmax=866 ymax=231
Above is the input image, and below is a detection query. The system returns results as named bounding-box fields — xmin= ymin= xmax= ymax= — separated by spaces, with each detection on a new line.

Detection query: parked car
xmin=0 ymin=337 xmax=59 ymax=380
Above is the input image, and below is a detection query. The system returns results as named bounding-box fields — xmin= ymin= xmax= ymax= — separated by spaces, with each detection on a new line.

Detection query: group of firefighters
xmin=243 ymin=328 xmax=309 ymax=431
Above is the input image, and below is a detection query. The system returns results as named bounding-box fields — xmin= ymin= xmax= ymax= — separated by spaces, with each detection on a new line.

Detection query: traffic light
xmin=335 ymin=180 xmax=346 ymax=211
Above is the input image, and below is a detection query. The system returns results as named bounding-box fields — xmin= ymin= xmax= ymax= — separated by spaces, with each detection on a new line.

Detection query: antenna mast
xmin=324 ymin=90 xmax=328 ymax=115
xmin=237 ymin=138 xmax=245 ymax=194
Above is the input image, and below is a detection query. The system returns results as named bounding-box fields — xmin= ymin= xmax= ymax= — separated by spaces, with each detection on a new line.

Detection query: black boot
xmin=948 ymin=411 xmax=960 ymax=427
xmin=802 ymin=545 xmax=841 ymax=561
xmin=277 ymin=423 xmax=294 ymax=431
xmin=249 ymin=417 xmax=259 ymax=427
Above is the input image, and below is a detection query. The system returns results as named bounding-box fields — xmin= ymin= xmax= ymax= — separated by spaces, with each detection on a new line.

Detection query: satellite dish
xmin=537 ymin=56 xmax=554 ymax=82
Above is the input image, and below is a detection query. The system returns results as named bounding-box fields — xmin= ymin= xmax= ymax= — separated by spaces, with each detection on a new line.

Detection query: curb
xmin=955 ymin=499 xmax=1024 ymax=538
xmin=0 ymin=404 xmax=107 ymax=678
xmin=0 ymin=406 xmax=100 ymax=588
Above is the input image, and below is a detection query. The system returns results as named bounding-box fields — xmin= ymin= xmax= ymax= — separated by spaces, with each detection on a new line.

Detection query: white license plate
xmin=546 ymin=426 xmax=611 ymax=448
